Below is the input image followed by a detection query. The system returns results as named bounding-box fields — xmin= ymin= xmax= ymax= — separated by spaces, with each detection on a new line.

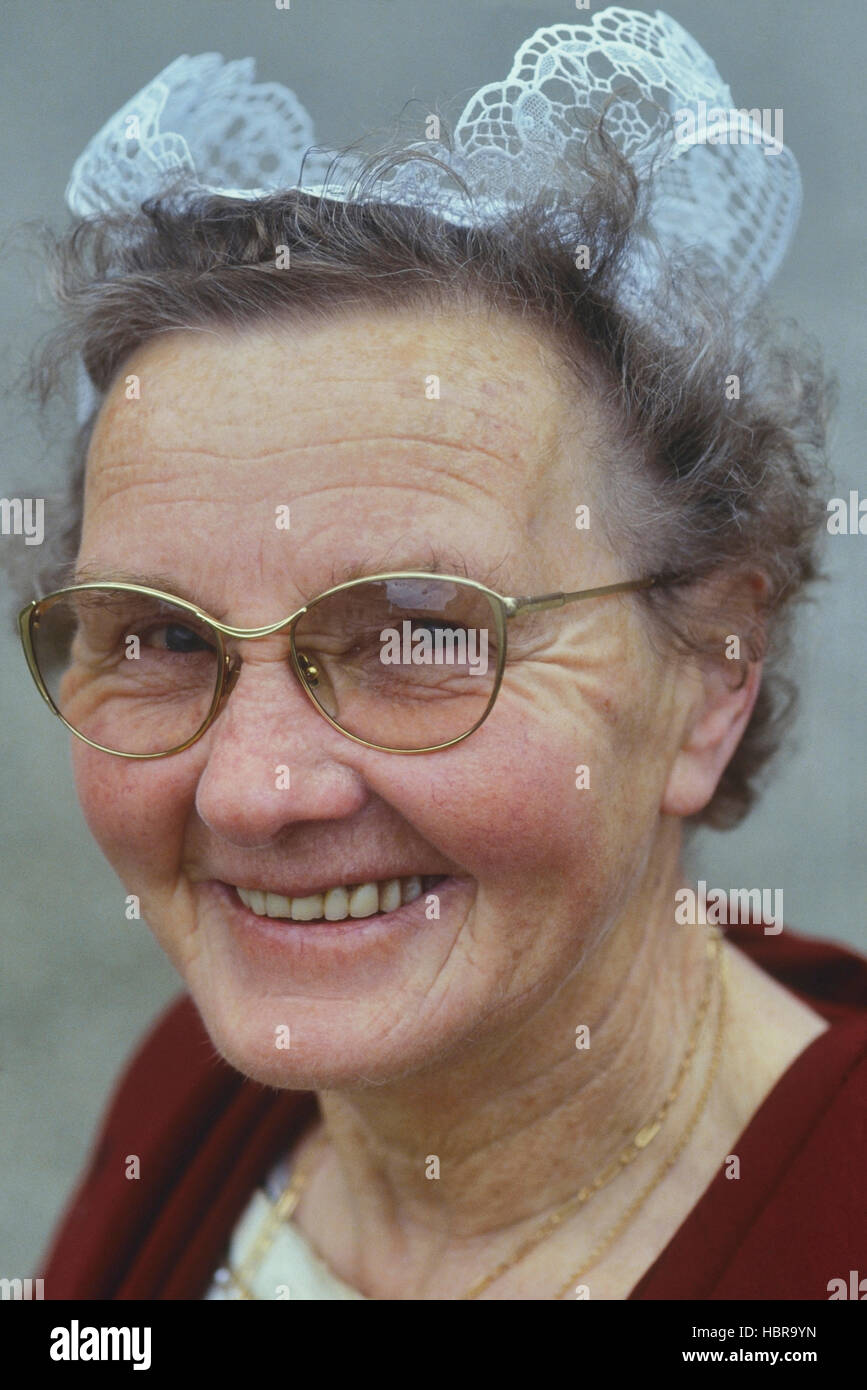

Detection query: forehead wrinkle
xmin=98 ymin=391 xmax=535 ymax=448
xmin=88 ymin=431 xmax=541 ymax=486
xmin=95 ymin=364 xmax=557 ymax=479
xmin=83 ymin=460 xmax=531 ymax=527
xmin=82 ymin=479 xmax=512 ymax=535
xmin=77 ymin=472 xmax=542 ymax=617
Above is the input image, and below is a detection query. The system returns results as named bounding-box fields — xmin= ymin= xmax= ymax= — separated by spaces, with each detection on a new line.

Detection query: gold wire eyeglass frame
xmin=18 ymin=570 xmax=676 ymax=758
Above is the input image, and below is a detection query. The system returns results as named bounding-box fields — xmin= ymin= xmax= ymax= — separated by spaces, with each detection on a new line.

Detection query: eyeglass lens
xmin=29 ymin=578 xmax=501 ymax=754
xmin=295 ymin=577 xmax=500 ymax=750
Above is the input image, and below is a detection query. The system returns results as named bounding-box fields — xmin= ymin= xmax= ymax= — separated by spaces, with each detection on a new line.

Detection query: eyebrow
xmin=69 ymin=548 xmax=514 ymax=616
xmin=326 ymin=547 xmax=507 ymax=589
xmin=69 ymin=565 xmax=229 ymax=615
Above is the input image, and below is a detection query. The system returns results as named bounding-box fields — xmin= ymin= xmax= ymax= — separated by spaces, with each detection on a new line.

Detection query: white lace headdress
xmin=66 ymin=6 xmax=801 ymax=425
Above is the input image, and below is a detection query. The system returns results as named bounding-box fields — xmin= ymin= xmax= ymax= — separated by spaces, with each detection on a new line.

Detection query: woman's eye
xmin=143 ymin=623 xmax=215 ymax=653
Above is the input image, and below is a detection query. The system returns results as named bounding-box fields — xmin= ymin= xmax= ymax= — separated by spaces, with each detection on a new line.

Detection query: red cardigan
xmin=39 ymin=925 xmax=867 ymax=1300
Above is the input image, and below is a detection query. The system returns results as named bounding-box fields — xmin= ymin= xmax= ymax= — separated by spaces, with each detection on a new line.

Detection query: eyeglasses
xmin=17 ymin=570 xmax=678 ymax=758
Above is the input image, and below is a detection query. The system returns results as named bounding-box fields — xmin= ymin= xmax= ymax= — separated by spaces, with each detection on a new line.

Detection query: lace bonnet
xmin=65 ymin=6 xmax=801 ymax=425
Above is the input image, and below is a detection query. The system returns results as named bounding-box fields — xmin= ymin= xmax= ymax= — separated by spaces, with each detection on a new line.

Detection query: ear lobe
xmin=661 ymin=655 xmax=764 ymax=819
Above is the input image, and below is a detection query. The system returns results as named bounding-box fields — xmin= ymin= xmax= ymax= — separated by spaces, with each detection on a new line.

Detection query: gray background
xmin=1 ymin=0 xmax=864 ymax=1278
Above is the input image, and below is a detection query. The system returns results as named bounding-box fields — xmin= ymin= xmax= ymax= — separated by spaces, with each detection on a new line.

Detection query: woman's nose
xmin=193 ymin=656 xmax=368 ymax=848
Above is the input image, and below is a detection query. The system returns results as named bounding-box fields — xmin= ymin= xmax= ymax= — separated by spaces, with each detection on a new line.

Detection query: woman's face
xmin=73 ymin=307 xmax=695 ymax=1087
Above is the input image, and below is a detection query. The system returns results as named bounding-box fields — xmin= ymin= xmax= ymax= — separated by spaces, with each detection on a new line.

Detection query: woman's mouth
xmin=206 ymin=873 xmax=466 ymax=974
xmin=233 ymin=874 xmax=446 ymax=925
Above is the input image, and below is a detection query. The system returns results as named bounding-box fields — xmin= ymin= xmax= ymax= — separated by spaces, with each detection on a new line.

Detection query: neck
xmin=303 ymin=819 xmax=712 ymax=1289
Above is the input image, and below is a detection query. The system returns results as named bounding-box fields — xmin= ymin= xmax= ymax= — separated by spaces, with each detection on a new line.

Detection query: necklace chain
xmin=464 ymin=931 xmax=725 ymax=1299
xmin=552 ymin=934 xmax=727 ymax=1299
xmin=227 ymin=930 xmax=725 ymax=1300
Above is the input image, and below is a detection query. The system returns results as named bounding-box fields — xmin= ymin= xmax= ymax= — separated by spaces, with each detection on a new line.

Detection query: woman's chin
xmin=195 ymin=1006 xmax=452 ymax=1092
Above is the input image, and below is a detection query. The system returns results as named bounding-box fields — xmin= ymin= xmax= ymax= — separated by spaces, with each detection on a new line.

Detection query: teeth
xmin=323 ymin=886 xmax=349 ymax=920
xmin=379 ymin=878 xmax=402 ymax=913
xmin=348 ymin=882 xmax=379 ymax=918
xmin=402 ymin=876 xmax=422 ymax=904
xmin=236 ymin=874 xmax=441 ymax=924
xmin=265 ymin=892 xmax=291 ymax=919
xmin=291 ymin=893 xmax=325 ymax=921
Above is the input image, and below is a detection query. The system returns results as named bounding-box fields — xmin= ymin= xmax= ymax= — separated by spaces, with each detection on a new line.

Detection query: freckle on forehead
xmin=85 ymin=309 xmax=597 ymax=562
xmin=96 ymin=310 xmax=570 ymax=454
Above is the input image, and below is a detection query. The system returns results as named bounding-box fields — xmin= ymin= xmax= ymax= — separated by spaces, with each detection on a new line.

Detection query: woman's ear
xmin=660 ymin=572 xmax=768 ymax=819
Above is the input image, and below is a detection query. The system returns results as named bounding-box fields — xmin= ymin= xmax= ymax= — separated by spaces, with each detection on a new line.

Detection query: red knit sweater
xmin=38 ymin=925 xmax=867 ymax=1299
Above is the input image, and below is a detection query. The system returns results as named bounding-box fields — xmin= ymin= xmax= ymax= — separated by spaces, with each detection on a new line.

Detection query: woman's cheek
xmin=71 ymin=740 xmax=189 ymax=887
xmin=395 ymin=715 xmax=605 ymax=885
xmin=439 ymin=692 xmax=659 ymax=920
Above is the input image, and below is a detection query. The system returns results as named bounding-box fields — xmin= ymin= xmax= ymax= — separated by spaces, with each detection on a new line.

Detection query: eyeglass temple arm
xmin=504 ymin=574 xmax=681 ymax=618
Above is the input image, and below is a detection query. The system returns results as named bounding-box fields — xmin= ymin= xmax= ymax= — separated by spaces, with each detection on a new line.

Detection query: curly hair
xmin=7 ymin=128 xmax=835 ymax=828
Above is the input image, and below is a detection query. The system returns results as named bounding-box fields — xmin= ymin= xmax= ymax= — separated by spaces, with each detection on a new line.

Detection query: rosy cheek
xmin=389 ymin=722 xmax=595 ymax=881
xmin=431 ymin=703 xmax=642 ymax=922
xmin=71 ymin=740 xmax=189 ymax=886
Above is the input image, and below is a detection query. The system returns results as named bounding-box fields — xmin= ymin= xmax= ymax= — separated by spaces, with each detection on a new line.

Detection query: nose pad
xmin=221 ymin=653 xmax=242 ymax=700
xmin=297 ymin=651 xmax=320 ymax=689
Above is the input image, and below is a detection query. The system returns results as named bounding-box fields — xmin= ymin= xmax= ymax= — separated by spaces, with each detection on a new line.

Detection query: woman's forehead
xmin=77 ymin=318 xmax=610 ymax=611
xmin=82 ymin=313 xmax=605 ymax=532
xmin=91 ymin=309 xmax=582 ymax=443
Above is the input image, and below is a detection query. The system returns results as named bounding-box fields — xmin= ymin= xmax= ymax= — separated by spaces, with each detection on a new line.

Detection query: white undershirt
xmin=204 ymin=1157 xmax=367 ymax=1301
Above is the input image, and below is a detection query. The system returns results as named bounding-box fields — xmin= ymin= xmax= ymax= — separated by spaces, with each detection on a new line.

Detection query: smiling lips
xmin=235 ymin=874 xmax=444 ymax=924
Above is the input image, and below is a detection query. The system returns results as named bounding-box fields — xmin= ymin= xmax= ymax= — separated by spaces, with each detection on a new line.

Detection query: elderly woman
xmin=15 ymin=12 xmax=866 ymax=1301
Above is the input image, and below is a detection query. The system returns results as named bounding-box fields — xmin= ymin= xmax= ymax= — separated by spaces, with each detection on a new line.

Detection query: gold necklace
xmin=227 ymin=930 xmax=725 ymax=1300
xmin=464 ymin=930 xmax=726 ymax=1299
xmin=227 ymin=1129 xmax=330 ymax=1299
xmin=552 ymin=934 xmax=726 ymax=1299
